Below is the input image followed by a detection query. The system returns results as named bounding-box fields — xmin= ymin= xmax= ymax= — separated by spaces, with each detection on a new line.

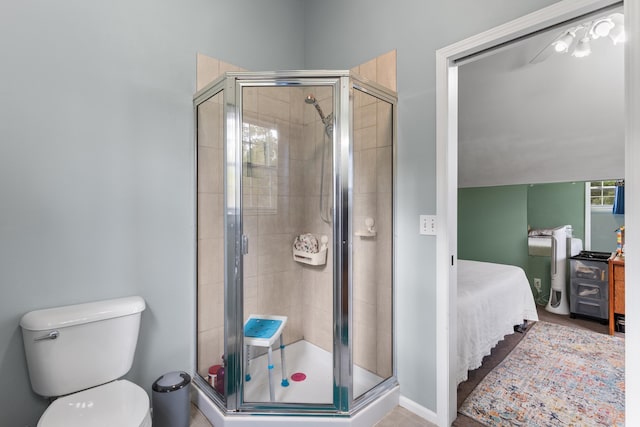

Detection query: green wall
xmin=458 ymin=185 xmax=529 ymax=270
xmin=527 ymin=182 xmax=585 ymax=303
xmin=459 ymin=182 xmax=586 ymax=306
xmin=527 ymin=182 xmax=585 ymax=240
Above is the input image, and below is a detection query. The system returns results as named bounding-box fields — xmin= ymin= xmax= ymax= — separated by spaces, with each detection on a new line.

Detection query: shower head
xmin=305 ymin=93 xmax=332 ymax=127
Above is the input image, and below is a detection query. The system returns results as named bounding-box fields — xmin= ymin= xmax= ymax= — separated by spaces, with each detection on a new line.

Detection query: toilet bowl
xmin=38 ymin=380 xmax=151 ymax=427
xmin=20 ymin=296 xmax=151 ymax=427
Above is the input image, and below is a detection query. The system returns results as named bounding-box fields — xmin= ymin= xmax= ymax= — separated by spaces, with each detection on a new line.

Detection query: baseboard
xmin=399 ymin=394 xmax=439 ymax=425
xmin=192 ymin=382 xmax=400 ymax=427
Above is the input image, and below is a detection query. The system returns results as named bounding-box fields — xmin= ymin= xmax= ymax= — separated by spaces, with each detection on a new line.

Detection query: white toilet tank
xmin=20 ymin=296 xmax=146 ymax=398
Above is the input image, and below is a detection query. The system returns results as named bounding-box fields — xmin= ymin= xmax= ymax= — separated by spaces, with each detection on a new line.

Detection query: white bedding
xmin=457 ymin=259 xmax=538 ymax=385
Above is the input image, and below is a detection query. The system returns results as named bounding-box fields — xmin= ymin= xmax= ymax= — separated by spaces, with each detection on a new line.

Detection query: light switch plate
xmin=420 ymin=215 xmax=437 ymax=235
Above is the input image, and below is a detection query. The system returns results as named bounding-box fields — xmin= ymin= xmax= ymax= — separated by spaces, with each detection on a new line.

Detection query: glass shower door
xmin=239 ymin=83 xmax=335 ymax=406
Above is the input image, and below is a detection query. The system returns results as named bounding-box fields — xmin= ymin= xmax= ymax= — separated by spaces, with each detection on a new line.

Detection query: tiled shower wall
xmin=197 ymin=91 xmax=225 ymax=376
xmin=351 ymin=91 xmax=393 ymax=378
xmin=351 ymin=52 xmax=395 ymax=378
xmin=196 ymin=56 xmax=247 ymax=376
xmin=198 ymin=84 xmax=312 ymax=376
xmin=242 ymin=86 xmax=307 ymax=347
xmin=299 ymin=85 xmax=335 ymax=353
xmin=297 ymin=84 xmax=396 ymax=382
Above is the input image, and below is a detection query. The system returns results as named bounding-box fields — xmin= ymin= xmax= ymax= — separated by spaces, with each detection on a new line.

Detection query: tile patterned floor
xmin=374 ymin=406 xmax=436 ymax=427
xmin=190 ymin=403 xmax=214 ymax=427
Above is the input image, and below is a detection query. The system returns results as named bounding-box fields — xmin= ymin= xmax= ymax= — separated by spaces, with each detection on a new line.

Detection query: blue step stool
xmin=244 ymin=314 xmax=289 ymax=401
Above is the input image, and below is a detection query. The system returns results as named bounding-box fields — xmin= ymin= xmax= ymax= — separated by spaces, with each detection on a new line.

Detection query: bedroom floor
xmin=453 ymin=304 xmax=621 ymax=426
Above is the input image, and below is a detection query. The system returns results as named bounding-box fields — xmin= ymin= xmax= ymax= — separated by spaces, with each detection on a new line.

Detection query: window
xmin=242 ymin=121 xmax=278 ymax=213
xmin=590 ymin=180 xmax=617 ymax=207
xmin=242 ymin=122 xmax=278 ymax=172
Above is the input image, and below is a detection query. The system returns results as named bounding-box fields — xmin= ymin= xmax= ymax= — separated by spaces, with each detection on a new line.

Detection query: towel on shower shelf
xmin=293 ymin=233 xmax=319 ymax=253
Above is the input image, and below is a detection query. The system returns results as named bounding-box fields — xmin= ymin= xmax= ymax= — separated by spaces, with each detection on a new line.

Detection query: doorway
xmin=435 ymin=0 xmax=639 ymax=426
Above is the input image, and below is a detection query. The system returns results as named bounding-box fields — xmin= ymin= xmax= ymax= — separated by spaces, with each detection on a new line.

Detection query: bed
xmin=457 ymin=259 xmax=539 ymax=385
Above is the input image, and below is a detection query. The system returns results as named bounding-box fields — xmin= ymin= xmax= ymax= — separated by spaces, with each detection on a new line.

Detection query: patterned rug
xmin=459 ymin=321 xmax=625 ymax=426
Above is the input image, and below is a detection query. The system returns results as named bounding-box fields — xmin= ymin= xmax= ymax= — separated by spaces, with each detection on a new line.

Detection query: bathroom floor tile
xmin=191 ymin=403 xmax=214 ymax=427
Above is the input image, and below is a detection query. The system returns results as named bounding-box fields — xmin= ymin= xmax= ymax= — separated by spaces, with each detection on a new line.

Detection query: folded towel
xmin=293 ymin=233 xmax=319 ymax=253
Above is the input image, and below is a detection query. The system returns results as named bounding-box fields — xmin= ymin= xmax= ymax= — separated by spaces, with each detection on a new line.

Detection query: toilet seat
xmin=38 ymin=379 xmax=151 ymax=427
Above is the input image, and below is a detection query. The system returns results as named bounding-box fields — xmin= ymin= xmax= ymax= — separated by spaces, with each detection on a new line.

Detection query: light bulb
xmin=553 ymin=32 xmax=574 ymax=52
xmin=609 ymin=13 xmax=626 ymax=45
xmin=572 ymin=37 xmax=591 ymax=58
xmin=592 ymin=19 xmax=613 ymax=38
xmin=610 ymin=28 xmax=626 ymax=45
xmin=554 ymin=41 xmax=568 ymax=52
xmin=609 ymin=24 xmax=626 ymax=45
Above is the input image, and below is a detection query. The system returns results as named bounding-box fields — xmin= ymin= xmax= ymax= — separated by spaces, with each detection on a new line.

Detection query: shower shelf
xmin=354 ymin=217 xmax=376 ymax=237
xmin=293 ymin=248 xmax=327 ymax=266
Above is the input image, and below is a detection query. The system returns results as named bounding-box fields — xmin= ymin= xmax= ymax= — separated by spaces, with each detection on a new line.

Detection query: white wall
xmin=0 ymin=1 xmax=303 ymax=425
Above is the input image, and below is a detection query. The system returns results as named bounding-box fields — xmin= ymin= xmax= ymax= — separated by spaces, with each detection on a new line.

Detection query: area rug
xmin=459 ymin=321 xmax=625 ymax=426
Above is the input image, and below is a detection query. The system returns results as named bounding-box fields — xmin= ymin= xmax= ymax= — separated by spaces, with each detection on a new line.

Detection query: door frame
xmin=435 ymin=0 xmax=639 ymax=425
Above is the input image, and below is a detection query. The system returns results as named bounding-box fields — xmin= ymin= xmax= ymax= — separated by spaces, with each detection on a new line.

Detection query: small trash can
xmin=152 ymin=371 xmax=191 ymax=427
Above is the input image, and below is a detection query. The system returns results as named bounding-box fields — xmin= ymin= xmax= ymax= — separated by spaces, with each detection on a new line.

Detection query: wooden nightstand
xmin=608 ymin=253 xmax=625 ymax=335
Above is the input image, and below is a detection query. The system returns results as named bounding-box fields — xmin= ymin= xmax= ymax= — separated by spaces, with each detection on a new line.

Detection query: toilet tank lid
xmin=20 ymin=296 xmax=146 ymax=331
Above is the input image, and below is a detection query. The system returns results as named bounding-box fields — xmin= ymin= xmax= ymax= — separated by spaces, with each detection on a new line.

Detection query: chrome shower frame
xmin=193 ymin=70 xmax=398 ymax=419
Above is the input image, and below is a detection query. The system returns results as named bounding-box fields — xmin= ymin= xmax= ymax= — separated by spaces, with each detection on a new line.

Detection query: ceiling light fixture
xmin=551 ymin=12 xmax=624 ymax=59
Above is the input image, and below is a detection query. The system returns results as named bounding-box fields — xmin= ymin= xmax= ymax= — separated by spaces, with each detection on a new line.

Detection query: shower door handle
xmin=242 ymin=234 xmax=249 ymax=255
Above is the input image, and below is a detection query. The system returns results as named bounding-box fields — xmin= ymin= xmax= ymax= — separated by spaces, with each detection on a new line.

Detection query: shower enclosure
xmin=194 ymin=71 xmax=396 ymax=420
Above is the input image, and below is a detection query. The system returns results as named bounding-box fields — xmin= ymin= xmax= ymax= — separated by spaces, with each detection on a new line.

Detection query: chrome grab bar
xmin=34 ymin=330 xmax=59 ymax=342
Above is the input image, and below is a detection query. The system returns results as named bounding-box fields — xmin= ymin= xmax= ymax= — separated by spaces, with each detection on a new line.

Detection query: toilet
xmin=20 ymin=296 xmax=152 ymax=427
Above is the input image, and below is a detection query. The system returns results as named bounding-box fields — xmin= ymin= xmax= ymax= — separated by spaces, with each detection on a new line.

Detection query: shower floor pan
xmin=244 ymin=339 xmax=382 ymax=403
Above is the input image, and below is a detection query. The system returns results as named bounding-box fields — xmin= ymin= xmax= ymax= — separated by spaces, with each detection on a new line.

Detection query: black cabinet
xmin=569 ymin=251 xmax=610 ymax=321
